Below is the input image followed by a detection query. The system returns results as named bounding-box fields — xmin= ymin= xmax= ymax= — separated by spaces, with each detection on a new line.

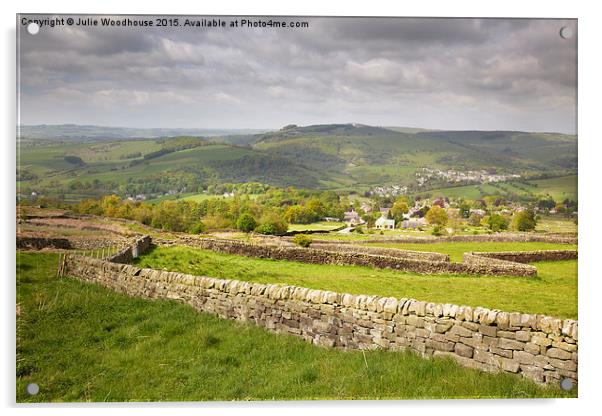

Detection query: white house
xmin=375 ymin=216 xmax=395 ymax=230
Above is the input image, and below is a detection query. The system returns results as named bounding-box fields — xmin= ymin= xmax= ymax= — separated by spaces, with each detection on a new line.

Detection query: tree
xmin=236 ymin=213 xmax=257 ymax=233
xmin=188 ymin=221 xmax=206 ymax=234
xmin=255 ymin=212 xmax=288 ymax=236
xmin=484 ymin=213 xmax=509 ymax=232
xmin=538 ymin=196 xmax=556 ymax=211
xmin=390 ymin=201 xmax=409 ymax=223
xmin=468 ymin=212 xmax=484 ymax=227
xmin=512 ymin=210 xmax=537 ymax=232
xmin=425 ymin=205 xmax=448 ymax=227
xmin=459 ymin=202 xmax=471 ymax=219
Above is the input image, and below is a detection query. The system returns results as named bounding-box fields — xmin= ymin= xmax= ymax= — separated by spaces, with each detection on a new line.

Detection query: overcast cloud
xmin=17 ymin=16 xmax=577 ymax=133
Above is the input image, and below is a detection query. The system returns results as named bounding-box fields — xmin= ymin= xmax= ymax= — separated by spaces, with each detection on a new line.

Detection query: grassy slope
xmin=420 ymin=175 xmax=577 ymax=201
xmin=134 ymin=245 xmax=577 ymax=319
xmin=367 ymin=241 xmax=577 ymax=262
xmin=288 ymin=221 xmax=346 ymax=232
xmin=16 ymin=252 xmax=575 ymax=401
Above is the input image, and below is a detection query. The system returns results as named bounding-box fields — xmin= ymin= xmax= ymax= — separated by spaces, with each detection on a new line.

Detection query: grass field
xmin=288 ymin=221 xmax=346 ymax=232
xmin=535 ymin=215 xmax=578 ymax=234
xmin=367 ymin=241 xmax=577 ymax=262
xmin=134 ymin=245 xmax=577 ymax=319
xmin=16 ymin=252 xmax=575 ymax=401
xmin=420 ymin=175 xmax=577 ymax=202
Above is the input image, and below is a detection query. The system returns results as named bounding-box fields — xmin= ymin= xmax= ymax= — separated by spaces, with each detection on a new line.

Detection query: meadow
xmin=134 ymin=245 xmax=578 ymax=319
xmin=16 ymin=252 xmax=575 ymax=401
xmin=420 ymin=175 xmax=577 ymax=201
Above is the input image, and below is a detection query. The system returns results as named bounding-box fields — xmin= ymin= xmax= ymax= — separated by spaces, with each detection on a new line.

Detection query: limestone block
xmin=450 ymin=324 xmax=474 ymax=338
xmin=498 ymin=338 xmax=525 ymax=351
xmin=547 ymin=348 xmax=572 ymax=360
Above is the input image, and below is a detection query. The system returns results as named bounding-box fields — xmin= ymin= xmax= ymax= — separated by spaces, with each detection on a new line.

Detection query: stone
xmin=497 ymin=330 xmax=515 ymax=339
xmin=531 ymin=335 xmax=552 ymax=347
xmin=501 ymin=358 xmax=520 ymax=373
xmin=462 ymin=321 xmax=480 ymax=331
xmin=524 ymin=342 xmax=541 ymax=355
xmin=383 ymin=298 xmax=399 ymax=314
xmin=435 ymin=322 xmax=453 ymax=333
xmin=425 ymin=339 xmax=455 ymax=352
xmin=515 ymin=331 xmax=531 ymax=342
xmin=548 ymin=358 xmax=577 ymax=371
xmin=552 ymin=340 xmax=577 ymax=352
xmin=498 ymin=338 xmax=525 ymax=351
xmin=547 ymin=348 xmax=572 ymax=360
xmin=450 ymin=324 xmax=474 ymax=338
xmin=513 ymin=350 xmax=535 ymax=365
xmin=474 ymin=349 xmax=499 ymax=366
xmin=454 ymin=343 xmax=474 ymax=358
xmin=509 ymin=312 xmax=522 ymax=328
xmin=496 ymin=312 xmax=510 ymax=329
xmin=479 ymin=325 xmax=497 ymax=337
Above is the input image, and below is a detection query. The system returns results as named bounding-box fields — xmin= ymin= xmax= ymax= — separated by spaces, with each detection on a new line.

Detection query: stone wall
xmin=174 ymin=237 xmax=536 ymax=277
xmin=467 ymin=250 xmax=577 ymax=264
xmin=310 ymin=243 xmax=450 ymax=262
xmin=16 ymin=236 xmax=71 ymax=250
xmin=106 ymin=236 xmax=152 ymax=264
xmin=314 ymin=233 xmax=578 ymax=245
xmin=62 ymin=254 xmax=578 ymax=386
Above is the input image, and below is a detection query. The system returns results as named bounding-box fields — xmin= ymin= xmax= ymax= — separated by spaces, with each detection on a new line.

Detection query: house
xmin=360 ymin=202 xmax=373 ymax=213
xmin=375 ymin=216 xmax=395 ymax=230
xmin=400 ymin=217 xmax=427 ymax=229
xmin=343 ymin=210 xmax=361 ymax=225
xmin=323 ymin=217 xmax=341 ymax=222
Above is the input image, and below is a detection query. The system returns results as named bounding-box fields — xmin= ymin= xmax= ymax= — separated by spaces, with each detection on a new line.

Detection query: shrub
xmin=512 ymin=210 xmax=537 ymax=232
xmin=188 ymin=222 xmax=206 ymax=234
xmin=431 ymin=225 xmax=444 ymax=236
xmin=236 ymin=213 xmax=257 ymax=233
xmin=293 ymin=234 xmax=312 ymax=248
xmin=425 ymin=206 xmax=448 ymax=227
xmin=354 ymin=226 xmax=364 ymax=234
xmin=485 ymin=214 xmax=509 ymax=232
xmin=254 ymin=213 xmax=288 ymax=236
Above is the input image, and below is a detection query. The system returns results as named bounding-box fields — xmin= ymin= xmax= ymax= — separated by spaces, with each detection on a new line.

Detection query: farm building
xmin=375 ymin=216 xmax=395 ymax=230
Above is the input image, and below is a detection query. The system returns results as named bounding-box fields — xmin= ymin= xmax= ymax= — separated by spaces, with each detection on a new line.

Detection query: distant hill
xmin=16 ymin=123 xmax=577 ymax=202
xmin=19 ymin=124 xmax=271 ymax=142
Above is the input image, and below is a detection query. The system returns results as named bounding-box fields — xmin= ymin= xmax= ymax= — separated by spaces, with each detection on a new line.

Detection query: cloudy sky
xmin=18 ymin=16 xmax=577 ymax=133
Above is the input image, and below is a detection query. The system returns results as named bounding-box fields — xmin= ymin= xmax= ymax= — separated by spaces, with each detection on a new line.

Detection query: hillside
xmin=17 ymin=124 xmax=577 ymax=202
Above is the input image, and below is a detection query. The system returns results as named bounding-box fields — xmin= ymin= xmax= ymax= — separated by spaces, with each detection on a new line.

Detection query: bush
xmin=293 ymin=234 xmax=312 ymax=248
xmin=188 ymin=222 xmax=206 ymax=234
xmin=353 ymin=226 xmax=364 ymax=234
xmin=512 ymin=210 xmax=537 ymax=232
xmin=254 ymin=213 xmax=288 ymax=236
xmin=431 ymin=225 xmax=444 ymax=236
xmin=236 ymin=213 xmax=257 ymax=233
xmin=485 ymin=214 xmax=509 ymax=232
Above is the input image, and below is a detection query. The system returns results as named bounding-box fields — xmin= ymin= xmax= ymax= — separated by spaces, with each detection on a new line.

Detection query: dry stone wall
xmin=173 ymin=237 xmax=536 ymax=277
xmin=468 ymin=250 xmax=577 ymax=264
xmin=106 ymin=236 xmax=152 ymax=264
xmin=330 ymin=233 xmax=578 ymax=245
xmin=16 ymin=236 xmax=71 ymax=250
xmin=310 ymin=243 xmax=450 ymax=262
xmin=62 ymin=253 xmax=578 ymax=386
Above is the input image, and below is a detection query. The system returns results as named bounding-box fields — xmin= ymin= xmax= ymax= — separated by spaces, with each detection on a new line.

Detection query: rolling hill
xmin=17 ymin=124 xmax=577 ymax=202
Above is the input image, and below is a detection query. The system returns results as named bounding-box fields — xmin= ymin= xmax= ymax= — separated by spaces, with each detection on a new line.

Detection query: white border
xmin=3 ymin=1 xmax=600 ymax=415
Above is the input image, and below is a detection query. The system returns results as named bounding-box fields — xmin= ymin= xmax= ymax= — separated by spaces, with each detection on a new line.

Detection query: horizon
xmin=17 ymin=122 xmax=576 ymax=136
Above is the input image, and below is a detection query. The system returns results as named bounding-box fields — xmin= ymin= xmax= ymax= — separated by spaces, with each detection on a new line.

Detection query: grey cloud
xmin=17 ymin=15 xmax=577 ymax=133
